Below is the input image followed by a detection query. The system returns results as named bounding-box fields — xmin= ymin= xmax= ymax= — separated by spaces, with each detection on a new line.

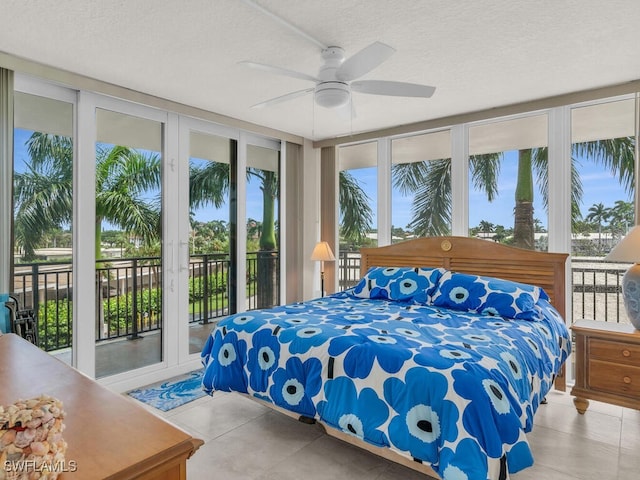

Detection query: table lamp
xmin=604 ymin=225 xmax=640 ymax=330
xmin=311 ymin=241 xmax=335 ymax=297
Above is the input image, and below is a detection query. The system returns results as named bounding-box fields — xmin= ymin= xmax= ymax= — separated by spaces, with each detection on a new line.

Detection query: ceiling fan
xmin=239 ymin=1 xmax=436 ymax=111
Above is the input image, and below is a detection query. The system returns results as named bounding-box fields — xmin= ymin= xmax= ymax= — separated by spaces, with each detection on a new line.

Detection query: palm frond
xmin=339 ymin=171 xmax=373 ymax=242
xmin=469 ymin=153 xmax=502 ymax=202
xmin=392 ymin=161 xmax=432 ymax=194
xmin=407 ymin=159 xmax=452 ymax=236
xmin=189 ymin=161 xmax=230 ymax=209
xmin=573 ymin=138 xmax=635 ymax=193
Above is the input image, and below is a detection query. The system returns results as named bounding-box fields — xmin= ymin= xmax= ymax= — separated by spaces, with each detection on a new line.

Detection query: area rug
xmin=127 ymin=369 xmax=206 ymax=411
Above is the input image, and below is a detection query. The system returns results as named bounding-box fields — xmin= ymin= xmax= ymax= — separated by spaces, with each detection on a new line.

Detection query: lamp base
xmin=622 ymin=264 xmax=640 ymax=330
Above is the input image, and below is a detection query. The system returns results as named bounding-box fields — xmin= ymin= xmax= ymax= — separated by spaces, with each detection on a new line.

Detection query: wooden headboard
xmin=360 ymin=236 xmax=568 ymax=320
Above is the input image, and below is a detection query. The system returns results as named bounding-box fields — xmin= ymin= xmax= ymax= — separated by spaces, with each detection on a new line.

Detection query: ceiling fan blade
xmin=351 ymin=80 xmax=436 ymax=98
xmin=250 ymin=88 xmax=314 ymax=108
xmin=239 ymin=61 xmax=320 ymax=83
xmin=336 ymin=42 xmax=396 ymax=81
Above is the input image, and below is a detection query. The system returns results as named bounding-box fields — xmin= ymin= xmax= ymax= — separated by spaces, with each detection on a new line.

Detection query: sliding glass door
xmin=185 ymin=125 xmax=236 ymax=354
xmin=247 ymin=143 xmax=280 ymax=311
xmin=94 ymin=107 xmax=165 ymax=378
xmin=180 ymin=121 xmax=282 ymax=357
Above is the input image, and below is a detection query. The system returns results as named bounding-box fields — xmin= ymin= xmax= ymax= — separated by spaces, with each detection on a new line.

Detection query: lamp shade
xmin=605 ymin=225 xmax=640 ymax=330
xmin=604 ymin=225 xmax=640 ymax=263
xmin=310 ymin=241 xmax=336 ymax=262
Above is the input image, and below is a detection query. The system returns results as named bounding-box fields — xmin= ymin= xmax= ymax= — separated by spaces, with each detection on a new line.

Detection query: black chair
xmin=4 ymin=295 xmax=38 ymax=346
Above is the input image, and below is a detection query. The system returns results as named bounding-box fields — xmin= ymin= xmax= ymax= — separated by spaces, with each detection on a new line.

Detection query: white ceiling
xmin=1 ymin=0 xmax=640 ymax=141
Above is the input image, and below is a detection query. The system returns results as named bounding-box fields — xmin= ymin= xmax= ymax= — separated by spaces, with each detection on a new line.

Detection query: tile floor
xmin=132 ymin=389 xmax=640 ymax=480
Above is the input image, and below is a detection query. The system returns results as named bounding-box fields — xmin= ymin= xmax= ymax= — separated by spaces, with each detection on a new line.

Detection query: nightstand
xmin=571 ymin=319 xmax=640 ymax=414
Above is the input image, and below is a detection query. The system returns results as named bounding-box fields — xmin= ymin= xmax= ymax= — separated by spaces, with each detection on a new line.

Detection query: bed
xmin=201 ymin=236 xmax=571 ymax=480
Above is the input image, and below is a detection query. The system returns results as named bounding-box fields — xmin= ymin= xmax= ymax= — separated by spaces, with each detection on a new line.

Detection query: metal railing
xmin=188 ymin=253 xmax=230 ymax=325
xmin=9 ymin=251 xmax=628 ymax=352
xmin=336 ymin=252 xmax=630 ymax=324
xmin=10 ymin=251 xmax=279 ymax=351
xmin=12 ymin=261 xmax=73 ymax=352
xmin=338 ymin=251 xmax=363 ymax=291
xmin=96 ymin=256 xmax=162 ymax=341
xmin=571 ymin=257 xmax=628 ymax=323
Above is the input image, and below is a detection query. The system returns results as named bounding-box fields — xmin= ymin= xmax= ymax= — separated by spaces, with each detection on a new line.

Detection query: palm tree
xmin=392 ymin=138 xmax=635 ymax=250
xmin=478 ymin=220 xmax=495 ymax=235
xmin=14 ymin=133 xmax=161 ymax=260
xmin=608 ymin=200 xmax=634 ymax=241
xmin=14 ymin=134 xmax=73 ymax=259
xmin=339 ymin=171 xmax=374 ymax=245
xmin=586 ymin=202 xmax=611 ymax=251
xmin=393 ymin=154 xmax=501 ymax=237
xmin=94 ymin=144 xmax=161 ymax=258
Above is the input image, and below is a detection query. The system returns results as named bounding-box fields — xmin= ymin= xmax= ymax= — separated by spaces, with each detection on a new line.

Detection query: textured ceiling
xmin=1 ymin=0 xmax=639 ymax=141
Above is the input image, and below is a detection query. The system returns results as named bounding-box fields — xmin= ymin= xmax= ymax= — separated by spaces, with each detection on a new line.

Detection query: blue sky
xmin=14 ymin=128 xmax=631 ymax=232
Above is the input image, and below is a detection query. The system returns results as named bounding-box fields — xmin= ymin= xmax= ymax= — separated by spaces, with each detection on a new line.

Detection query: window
xmin=571 ymin=97 xmax=636 ymax=324
xmin=338 ymin=142 xmax=376 ymax=290
xmin=13 ymin=91 xmax=74 ymax=362
xmin=246 ymin=144 xmax=281 ymax=310
xmin=391 ymin=130 xmax=452 ymax=239
xmin=468 ymin=114 xmax=549 ymax=250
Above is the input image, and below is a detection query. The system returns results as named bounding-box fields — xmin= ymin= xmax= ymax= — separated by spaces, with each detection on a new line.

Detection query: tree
xmin=94 ymin=144 xmax=161 ymax=259
xmin=478 ymin=220 xmax=495 ymax=234
xmin=586 ymin=202 xmax=611 ymax=251
xmin=608 ymin=200 xmax=633 ymax=241
xmin=14 ymin=133 xmax=161 ymax=260
xmin=513 ymin=149 xmax=534 ymax=249
xmin=391 ymin=138 xmax=635 ymax=250
xmin=393 ymin=154 xmax=500 ymax=237
xmin=339 ymin=171 xmax=374 ymax=245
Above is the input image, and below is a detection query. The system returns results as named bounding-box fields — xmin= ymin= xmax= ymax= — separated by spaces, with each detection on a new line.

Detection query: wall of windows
xmin=325 ymin=94 xmax=639 ymax=333
xmin=6 ymin=74 xmax=286 ymax=390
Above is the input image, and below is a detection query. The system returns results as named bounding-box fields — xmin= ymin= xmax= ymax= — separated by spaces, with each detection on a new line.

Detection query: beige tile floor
xmin=132 ymin=389 xmax=640 ymax=480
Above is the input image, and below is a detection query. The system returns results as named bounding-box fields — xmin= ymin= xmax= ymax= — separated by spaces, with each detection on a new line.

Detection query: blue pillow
xmin=431 ymin=271 xmax=548 ymax=320
xmin=352 ymin=266 xmax=445 ymax=304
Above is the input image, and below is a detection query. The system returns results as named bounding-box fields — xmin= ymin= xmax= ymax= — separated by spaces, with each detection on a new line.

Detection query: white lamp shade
xmin=310 ymin=241 xmax=336 ymax=262
xmin=605 ymin=225 xmax=640 ymax=263
xmin=605 ymin=225 xmax=640 ymax=330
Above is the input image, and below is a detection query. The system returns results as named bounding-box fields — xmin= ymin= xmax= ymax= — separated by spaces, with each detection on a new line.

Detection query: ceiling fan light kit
xmin=314 ymin=81 xmax=350 ymax=108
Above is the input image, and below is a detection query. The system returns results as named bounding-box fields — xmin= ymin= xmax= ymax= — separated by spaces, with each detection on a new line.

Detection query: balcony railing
xmin=9 ymin=251 xmax=628 ymax=353
xmin=571 ymin=257 xmax=628 ymax=323
xmin=10 ymin=251 xmax=279 ymax=352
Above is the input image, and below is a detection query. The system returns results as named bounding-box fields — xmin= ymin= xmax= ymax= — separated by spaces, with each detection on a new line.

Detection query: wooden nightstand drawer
xmin=571 ymin=320 xmax=640 ymax=413
xmin=590 ymin=338 xmax=640 ymax=366
xmin=589 ymin=359 xmax=640 ymax=397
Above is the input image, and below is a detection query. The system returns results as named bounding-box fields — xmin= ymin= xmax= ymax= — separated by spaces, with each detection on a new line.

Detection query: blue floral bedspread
xmin=201 ymin=291 xmax=570 ymax=480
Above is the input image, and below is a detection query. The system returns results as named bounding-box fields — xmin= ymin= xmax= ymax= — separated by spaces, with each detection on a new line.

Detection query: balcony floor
xmin=52 ymin=322 xmax=215 ymax=377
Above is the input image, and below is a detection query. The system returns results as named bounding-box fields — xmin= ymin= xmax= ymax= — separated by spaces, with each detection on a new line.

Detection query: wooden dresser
xmin=0 ymin=333 xmax=203 ymax=479
xmin=571 ymin=320 xmax=640 ymax=414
